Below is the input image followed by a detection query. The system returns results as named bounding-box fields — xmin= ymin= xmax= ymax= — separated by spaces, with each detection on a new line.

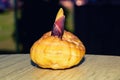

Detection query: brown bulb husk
xmin=30 ymin=30 xmax=85 ymax=69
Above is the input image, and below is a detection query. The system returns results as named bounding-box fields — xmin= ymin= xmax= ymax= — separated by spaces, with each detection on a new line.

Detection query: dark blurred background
xmin=0 ymin=0 xmax=120 ymax=56
xmin=75 ymin=5 xmax=120 ymax=55
xmin=74 ymin=0 xmax=120 ymax=56
xmin=16 ymin=0 xmax=60 ymax=53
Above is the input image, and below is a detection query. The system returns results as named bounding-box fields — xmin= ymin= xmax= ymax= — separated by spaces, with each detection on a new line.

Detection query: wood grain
xmin=0 ymin=54 xmax=120 ymax=80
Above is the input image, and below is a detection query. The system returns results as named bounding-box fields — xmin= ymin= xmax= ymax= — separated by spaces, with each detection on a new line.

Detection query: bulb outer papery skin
xmin=30 ymin=30 xmax=86 ymax=69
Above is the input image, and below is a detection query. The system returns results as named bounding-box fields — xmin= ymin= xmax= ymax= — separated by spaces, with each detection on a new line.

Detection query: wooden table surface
xmin=0 ymin=54 xmax=120 ymax=80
